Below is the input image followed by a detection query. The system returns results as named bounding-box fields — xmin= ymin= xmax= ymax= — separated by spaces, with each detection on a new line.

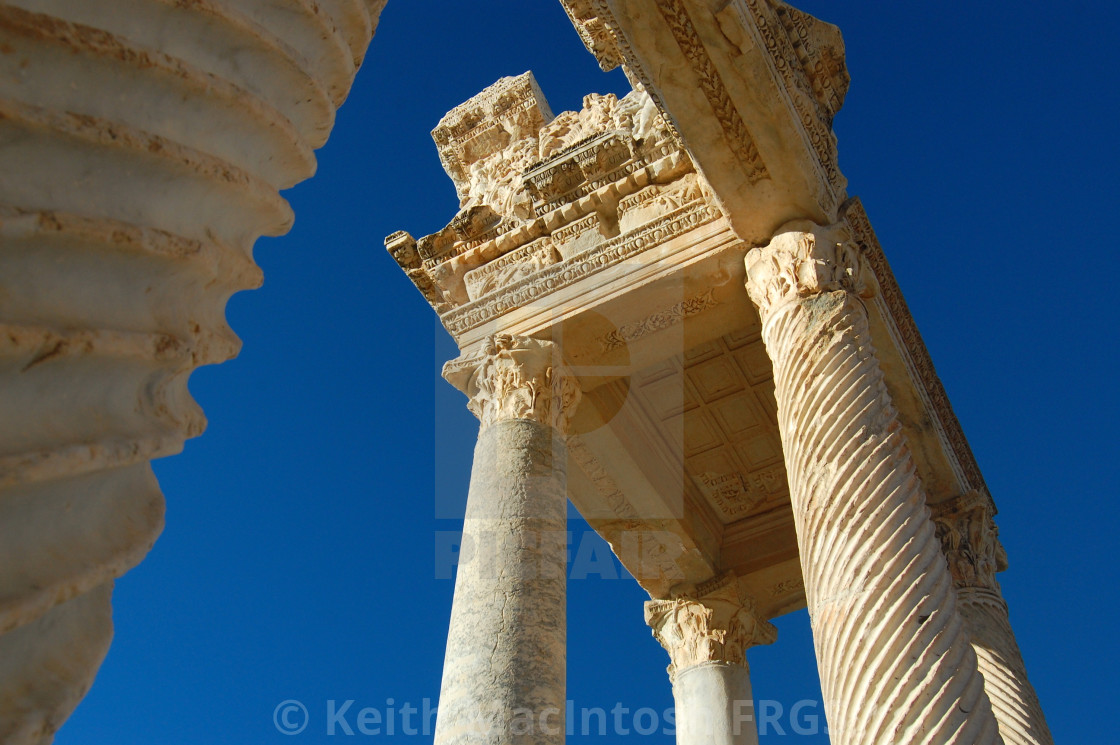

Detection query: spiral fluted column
xmin=437 ymin=335 xmax=581 ymax=745
xmin=933 ymin=494 xmax=1053 ymax=745
xmin=743 ymin=222 xmax=1002 ymax=745
xmin=0 ymin=1 xmax=385 ymax=740
xmin=645 ymin=576 xmax=776 ymax=745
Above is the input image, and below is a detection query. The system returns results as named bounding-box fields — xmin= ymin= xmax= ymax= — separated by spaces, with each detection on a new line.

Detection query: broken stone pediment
xmin=387 ymin=71 xmax=705 ymax=326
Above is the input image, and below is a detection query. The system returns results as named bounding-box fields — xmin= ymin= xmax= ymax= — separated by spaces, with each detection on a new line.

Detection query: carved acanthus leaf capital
xmin=442 ymin=334 xmax=581 ymax=434
xmin=932 ymin=491 xmax=1007 ymax=593
xmin=744 ymin=220 xmax=866 ymax=317
xmin=644 ymin=575 xmax=776 ymax=678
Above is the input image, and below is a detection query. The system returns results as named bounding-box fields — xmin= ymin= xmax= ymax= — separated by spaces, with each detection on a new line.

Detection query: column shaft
xmin=933 ymin=496 xmax=1053 ymax=745
xmin=673 ymin=662 xmax=758 ymax=745
xmin=436 ymin=335 xmax=580 ymax=745
xmin=745 ymin=223 xmax=1003 ymax=745
xmin=959 ymin=592 xmax=1052 ymax=745
xmin=434 ymin=419 xmax=567 ymax=745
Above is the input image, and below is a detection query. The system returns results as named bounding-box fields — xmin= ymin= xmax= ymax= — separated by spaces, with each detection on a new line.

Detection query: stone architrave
xmin=436 ymin=335 xmax=581 ymax=745
xmin=743 ymin=222 xmax=1003 ymax=745
xmin=934 ymin=494 xmax=1054 ymax=745
xmin=645 ymin=576 xmax=776 ymax=745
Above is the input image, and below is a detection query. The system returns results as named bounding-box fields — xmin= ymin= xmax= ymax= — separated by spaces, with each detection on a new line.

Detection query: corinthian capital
xmin=644 ymin=576 xmax=776 ymax=678
xmin=932 ymin=491 xmax=1008 ymax=593
xmin=744 ymin=220 xmax=865 ymax=317
xmin=442 ymin=334 xmax=582 ymax=434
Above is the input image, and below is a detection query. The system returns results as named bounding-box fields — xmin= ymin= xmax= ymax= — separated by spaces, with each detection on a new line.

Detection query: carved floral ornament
xmin=932 ymin=491 xmax=1008 ymax=593
xmin=559 ymin=0 xmax=625 ymax=72
xmin=743 ymin=219 xmax=869 ymax=317
xmin=644 ymin=576 xmax=776 ymax=677
xmin=442 ymin=335 xmax=582 ymax=434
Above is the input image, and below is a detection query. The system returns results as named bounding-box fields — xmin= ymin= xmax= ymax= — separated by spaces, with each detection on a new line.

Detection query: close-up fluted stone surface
xmin=959 ymin=590 xmax=1053 ymax=745
xmin=0 ymin=1 xmax=385 ymax=740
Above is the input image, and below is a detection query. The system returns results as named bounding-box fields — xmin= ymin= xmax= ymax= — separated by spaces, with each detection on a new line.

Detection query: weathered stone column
xmin=0 ymin=1 xmax=384 ymax=735
xmin=437 ymin=334 xmax=581 ymax=745
xmin=645 ymin=576 xmax=776 ymax=745
xmin=933 ymin=493 xmax=1053 ymax=745
xmin=743 ymin=222 xmax=1003 ymax=745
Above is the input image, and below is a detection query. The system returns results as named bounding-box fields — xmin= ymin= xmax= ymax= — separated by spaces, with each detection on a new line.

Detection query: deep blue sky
xmin=62 ymin=3 xmax=1118 ymax=742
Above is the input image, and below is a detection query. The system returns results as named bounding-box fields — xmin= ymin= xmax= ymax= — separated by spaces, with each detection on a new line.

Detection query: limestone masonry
xmin=388 ymin=2 xmax=1053 ymax=743
xmin=0 ymin=1 xmax=1052 ymax=744
xmin=0 ymin=0 xmax=385 ymax=740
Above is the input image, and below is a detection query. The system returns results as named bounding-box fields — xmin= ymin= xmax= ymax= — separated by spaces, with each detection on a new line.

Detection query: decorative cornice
xmin=644 ymin=574 xmax=776 ymax=677
xmin=842 ymin=197 xmax=990 ymax=497
xmin=442 ymin=335 xmax=581 ymax=434
xmin=563 ymin=0 xmax=846 ymax=199
xmin=733 ymin=0 xmax=844 ymax=197
xmin=743 ymin=219 xmax=865 ymax=317
xmin=931 ymin=491 xmax=1007 ymax=593
xmin=442 ymin=199 xmax=721 ymax=336
xmin=559 ymin=0 xmax=625 ymax=72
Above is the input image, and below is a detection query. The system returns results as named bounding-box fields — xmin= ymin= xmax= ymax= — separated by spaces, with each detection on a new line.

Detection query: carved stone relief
xmin=931 ymin=491 xmax=1008 ymax=593
xmin=442 ymin=334 xmax=582 ymax=434
xmin=645 ymin=574 xmax=776 ymax=677
xmin=743 ymin=218 xmax=867 ymax=316
xmin=387 ymin=72 xmax=718 ymax=338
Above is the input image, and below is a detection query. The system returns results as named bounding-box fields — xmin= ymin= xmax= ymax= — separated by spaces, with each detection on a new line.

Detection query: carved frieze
xmin=731 ymin=0 xmax=845 ymax=195
xmin=771 ymin=3 xmax=849 ymax=120
xmin=768 ymin=577 xmax=803 ymax=599
xmin=462 ymin=238 xmax=559 ymax=302
xmin=567 ymin=435 xmax=640 ymax=520
xmin=559 ymin=0 xmax=624 ymax=72
xmin=599 ymin=288 xmax=718 ymax=352
xmin=696 ymin=465 xmax=782 ymax=518
xmin=560 ymin=0 xmax=847 ymax=200
xmin=389 ymin=75 xmax=708 ymax=335
xmin=442 ymin=334 xmax=581 ymax=434
xmin=526 ymin=136 xmax=680 ymax=215
xmin=443 ymin=200 xmax=721 ymax=336
xmin=431 ymin=72 xmax=554 ymax=202
xmin=645 ymin=574 xmax=776 ymax=677
xmin=617 ymin=173 xmax=705 ymax=234
xmin=550 ymin=213 xmax=601 ymax=257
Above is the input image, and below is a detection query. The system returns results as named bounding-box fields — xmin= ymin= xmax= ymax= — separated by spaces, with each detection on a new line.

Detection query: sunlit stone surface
xmin=0 ymin=1 xmax=385 ymax=740
xmin=388 ymin=1 xmax=1053 ymax=743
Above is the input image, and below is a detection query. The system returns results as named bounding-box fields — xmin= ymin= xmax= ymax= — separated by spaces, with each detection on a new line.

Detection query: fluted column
xmin=743 ymin=221 xmax=1003 ymax=745
xmin=933 ymin=493 xmax=1053 ymax=745
xmin=645 ymin=576 xmax=776 ymax=745
xmin=437 ymin=334 xmax=581 ymax=745
xmin=0 ymin=1 xmax=384 ymax=739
